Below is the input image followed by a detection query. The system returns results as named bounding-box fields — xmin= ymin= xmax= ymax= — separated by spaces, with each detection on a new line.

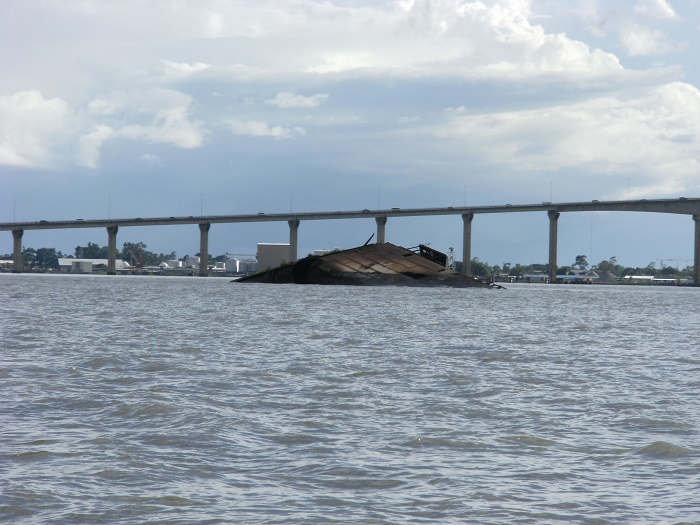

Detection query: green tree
xmin=529 ymin=263 xmax=548 ymax=273
xmin=470 ymin=257 xmax=492 ymax=278
xmin=646 ymin=262 xmax=658 ymax=276
xmin=593 ymin=258 xmax=620 ymax=275
xmin=574 ymin=255 xmax=588 ymax=270
xmin=122 ymin=242 xmax=147 ymax=267
xmin=75 ymin=242 xmax=108 ymax=259
xmin=621 ymin=266 xmax=638 ymax=277
xmin=508 ymin=264 xmax=527 ymax=277
xmin=142 ymin=249 xmax=166 ymax=266
xmin=122 ymin=242 xmax=173 ymax=267
xmin=659 ymin=266 xmax=680 ymax=276
xmin=35 ymin=247 xmax=59 ymax=270
xmin=22 ymin=247 xmax=36 ymax=269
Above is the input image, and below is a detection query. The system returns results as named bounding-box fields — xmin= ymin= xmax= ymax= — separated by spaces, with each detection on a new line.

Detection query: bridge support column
xmin=288 ymin=220 xmax=300 ymax=262
xmin=548 ymin=211 xmax=559 ymax=283
xmin=462 ymin=213 xmax=474 ymax=276
xmin=199 ymin=223 xmax=210 ymax=277
xmin=375 ymin=217 xmax=387 ymax=243
xmin=107 ymin=226 xmax=118 ymax=275
xmin=12 ymin=229 xmax=23 ymax=273
xmin=694 ymin=215 xmax=700 ymax=287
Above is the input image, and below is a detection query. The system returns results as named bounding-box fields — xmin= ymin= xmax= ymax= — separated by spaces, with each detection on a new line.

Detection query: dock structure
xmin=2 ymin=198 xmax=699 ymax=285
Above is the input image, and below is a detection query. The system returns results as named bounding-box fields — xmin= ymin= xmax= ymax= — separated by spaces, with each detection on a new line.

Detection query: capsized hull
xmin=235 ymin=243 xmax=494 ymax=288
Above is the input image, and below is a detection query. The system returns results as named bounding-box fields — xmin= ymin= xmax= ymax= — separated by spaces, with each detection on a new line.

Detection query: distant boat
xmin=234 ymin=242 xmax=498 ymax=288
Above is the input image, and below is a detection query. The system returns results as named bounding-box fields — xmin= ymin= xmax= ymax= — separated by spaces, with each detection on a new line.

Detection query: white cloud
xmin=633 ymin=0 xmax=677 ymax=20
xmin=0 ymin=0 xmax=641 ymax=169
xmin=398 ymin=115 xmax=421 ymax=124
xmin=298 ymin=0 xmax=621 ymax=77
xmin=77 ymin=125 xmax=114 ymax=168
xmin=0 ymin=88 xmax=207 ymax=169
xmin=307 ymin=53 xmax=376 ymax=74
xmin=430 ymin=82 xmax=700 ymax=196
xmin=86 ymin=88 xmax=207 ymax=161
xmin=224 ymin=119 xmax=306 ymax=139
xmin=618 ymin=22 xmax=676 ymax=56
xmin=570 ymin=0 xmax=681 ymax=57
xmin=87 ymin=98 xmax=124 ymax=116
xmin=0 ymin=91 xmax=71 ymax=167
xmin=12 ymin=0 xmax=622 ymax=80
xmin=1 ymin=1 xmax=696 ymax=194
xmin=161 ymin=60 xmax=211 ymax=78
xmin=265 ymin=92 xmax=329 ymax=108
xmin=119 ymin=117 xmax=205 ymax=149
xmin=141 ymin=153 xmax=163 ymax=166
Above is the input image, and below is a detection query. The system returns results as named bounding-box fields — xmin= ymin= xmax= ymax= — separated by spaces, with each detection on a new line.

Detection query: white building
xmin=226 ymin=257 xmax=258 ymax=274
xmin=226 ymin=258 xmax=247 ymax=273
xmin=184 ymin=255 xmax=200 ymax=269
xmin=57 ymin=258 xmax=130 ymax=273
xmin=257 ymin=243 xmax=289 ymax=271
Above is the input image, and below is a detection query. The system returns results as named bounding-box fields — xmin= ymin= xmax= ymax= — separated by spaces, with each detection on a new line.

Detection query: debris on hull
xmin=235 ymin=243 xmax=494 ymax=288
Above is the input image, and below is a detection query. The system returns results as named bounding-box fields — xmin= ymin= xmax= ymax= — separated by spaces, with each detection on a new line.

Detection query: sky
xmin=2 ymin=0 xmax=699 ymax=268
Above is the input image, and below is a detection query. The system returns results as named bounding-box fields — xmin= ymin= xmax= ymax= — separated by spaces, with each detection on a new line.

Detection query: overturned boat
xmin=235 ymin=242 xmax=497 ymax=288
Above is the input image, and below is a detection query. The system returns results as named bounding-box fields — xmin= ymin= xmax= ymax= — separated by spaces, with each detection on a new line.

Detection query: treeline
xmin=458 ymin=254 xmax=695 ymax=279
xmin=2 ymin=242 xmax=203 ymax=270
xmin=3 ymin=245 xmax=694 ymax=278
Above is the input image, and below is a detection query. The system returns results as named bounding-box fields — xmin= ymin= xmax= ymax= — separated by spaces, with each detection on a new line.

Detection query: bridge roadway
xmin=2 ymin=197 xmax=699 ymax=284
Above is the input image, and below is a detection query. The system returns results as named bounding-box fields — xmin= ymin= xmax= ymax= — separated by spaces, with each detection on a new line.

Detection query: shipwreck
xmin=235 ymin=242 xmax=499 ymax=288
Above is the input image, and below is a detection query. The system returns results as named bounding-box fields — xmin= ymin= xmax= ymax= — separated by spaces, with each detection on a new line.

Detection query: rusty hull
xmin=236 ymin=242 xmax=491 ymax=288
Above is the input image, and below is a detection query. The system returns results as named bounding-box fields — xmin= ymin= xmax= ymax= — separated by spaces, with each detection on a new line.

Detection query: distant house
xmin=57 ymin=258 xmax=130 ymax=273
xmin=621 ymin=275 xmax=689 ymax=285
xmin=620 ymin=275 xmax=654 ymax=284
xmin=556 ymin=270 xmax=599 ymax=283
xmin=522 ymin=273 xmax=549 ymax=283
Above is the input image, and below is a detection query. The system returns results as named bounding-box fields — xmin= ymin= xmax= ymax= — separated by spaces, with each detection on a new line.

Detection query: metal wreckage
xmin=235 ymin=241 xmax=502 ymax=288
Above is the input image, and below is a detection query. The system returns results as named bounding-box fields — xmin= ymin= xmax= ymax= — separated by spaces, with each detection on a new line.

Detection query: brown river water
xmin=1 ymin=274 xmax=699 ymax=524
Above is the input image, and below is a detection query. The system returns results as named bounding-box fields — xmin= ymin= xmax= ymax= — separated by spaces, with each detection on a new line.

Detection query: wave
xmin=636 ymin=441 xmax=697 ymax=459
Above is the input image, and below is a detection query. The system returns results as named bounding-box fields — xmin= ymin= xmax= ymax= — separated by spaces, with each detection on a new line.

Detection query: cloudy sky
xmin=2 ymin=0 xmax=699 ymax=268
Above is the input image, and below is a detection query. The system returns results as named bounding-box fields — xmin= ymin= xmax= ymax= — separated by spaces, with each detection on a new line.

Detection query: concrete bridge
xmin=2 ymin=197 xmax=699 ymax=284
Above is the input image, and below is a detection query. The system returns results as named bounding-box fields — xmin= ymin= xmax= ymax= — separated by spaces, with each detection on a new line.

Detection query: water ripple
xmin=1 ymin=276 xmax=699 ymax=524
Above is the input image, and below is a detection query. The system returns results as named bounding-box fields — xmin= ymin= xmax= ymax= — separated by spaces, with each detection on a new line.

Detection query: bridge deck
xmin=1 ymin=198 xmax=699 ymax=231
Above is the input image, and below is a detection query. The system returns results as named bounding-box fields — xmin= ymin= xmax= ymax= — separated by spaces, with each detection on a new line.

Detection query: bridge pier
xmin=107 ymin=226 xmax=118 ymax=275
xmin=288 ymin=220 xmax=300 ymax=262
xmin=462 ymin=213 xmax=474 ymax=276
xmin=548 ymin=211 xmax=559 ymax=283
xmin=12 ymin=229 xmax=23 ymax=273
xmin=199 ymin=223 xmax=210 ymax=277
xmin=375 ymin=217 xmax=387 ymax=243
xmin=694 ymin=215 xmax=700 ymax=287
